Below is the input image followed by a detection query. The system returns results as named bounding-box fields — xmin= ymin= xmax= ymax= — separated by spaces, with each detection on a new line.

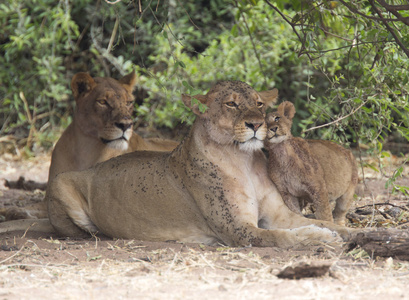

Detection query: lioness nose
xmin=115 ymin=122 xmax=132 ymax=132
xmin=245 ymin=122 xmax=263 ymax=132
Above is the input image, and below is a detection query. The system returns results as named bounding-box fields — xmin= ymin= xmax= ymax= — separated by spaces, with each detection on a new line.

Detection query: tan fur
xmin=4 ymin=71 xmax=178 ymax=221
xmin=46 ymin=81 xmax=354 ymax=248
xmin=264 ymin=101 xmax=358 ymax=225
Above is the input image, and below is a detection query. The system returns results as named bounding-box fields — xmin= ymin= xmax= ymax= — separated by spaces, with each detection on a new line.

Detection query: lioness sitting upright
xmin=264 ymin=101 xmax=358 ymax=225
xmin=4 ymin=71 xmax=178 ymax=221
xmin=47 ymin=81 xmax=352 ymax=248
xmin=48 ymin=71 xmax=178 ymax=180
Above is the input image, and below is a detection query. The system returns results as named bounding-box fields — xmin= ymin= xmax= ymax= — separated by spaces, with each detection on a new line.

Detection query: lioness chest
xmin=203 ymin=148 xmax=273 ymax=212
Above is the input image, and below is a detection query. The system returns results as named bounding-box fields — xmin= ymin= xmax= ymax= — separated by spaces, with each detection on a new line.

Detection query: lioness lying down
xmin=47 ymin=81 xmax=353 ymax=248
xmin=3 ymin=71 xmax=178 ymax=221
xmin=264 ymin=101 xmax=358 ymax=225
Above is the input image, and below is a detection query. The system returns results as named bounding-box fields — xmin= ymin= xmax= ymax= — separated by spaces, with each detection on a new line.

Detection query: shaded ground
xmin=0 ymin=150 xmax=409 ymax=299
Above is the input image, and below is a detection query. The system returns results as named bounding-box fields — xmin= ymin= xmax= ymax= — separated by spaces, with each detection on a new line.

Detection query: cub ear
xmin=277 ymin=101 xmax=296 ymax=120
xmin=119 ymin=70 xmax=137 ymax=93
xmin=182 ymin=94 xmax=208 ymax=116
xmin=71 ymin=73 xmax=97 ymax=99
xmin=258 ymin=88 xmax=278 ymax=107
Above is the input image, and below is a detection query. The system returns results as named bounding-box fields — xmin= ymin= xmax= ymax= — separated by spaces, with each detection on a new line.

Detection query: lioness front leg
xmin=204 ymin=196 xmax=345 ymax=248
xmin=225 ymin=224 xmax=342 ymax=248
xmin=280 ymin=212 xmax=353 ymax=241
xmin=261 ymin=193 xmax=353 ymax=241
xmin=47 ymin=172 xmax=98 ymax=237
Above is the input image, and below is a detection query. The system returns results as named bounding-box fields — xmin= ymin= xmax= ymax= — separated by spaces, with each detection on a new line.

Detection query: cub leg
xmin=281 ymin=192 xmax=303 ymax=215
xmin=304 ymin=182 xmax=334 ymax=223
xmin=332 ymin=183 xmax=356 ymax=226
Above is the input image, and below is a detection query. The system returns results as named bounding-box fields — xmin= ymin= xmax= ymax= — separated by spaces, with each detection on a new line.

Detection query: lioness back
xmin=265 ymin=101 xmax=358 ymax=225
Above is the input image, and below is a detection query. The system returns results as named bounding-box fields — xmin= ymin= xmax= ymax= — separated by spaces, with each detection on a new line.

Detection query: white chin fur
xmin=107 ymin=139 xmax=129 ymax=151
xmin=238 ymin=139 xmax=263 ymax=152
xmin=103 ymin=129 xmax=132 ymax=151
xmin=268 ymin=135 xmax=289 ymax=144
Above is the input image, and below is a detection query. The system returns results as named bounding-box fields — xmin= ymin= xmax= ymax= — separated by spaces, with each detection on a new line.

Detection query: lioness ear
xmin=278 ymin=101 xmax=296 ymax=120
xmin=182 ymin=94 xmax=207 ymax=116
xmin=71 ymin=73 xmax=97 ymax=99
xmin=119 ymin=70 xmax=137 ymax=93
xmin=258 ymin=88 xmax=278 ymax=107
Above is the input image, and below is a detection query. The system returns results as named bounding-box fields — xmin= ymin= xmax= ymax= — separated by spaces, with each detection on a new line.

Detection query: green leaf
xmin=231 ymin=24 xmax=238 ymax=37
xmin=364 ymin=163 xmax=379 ymax=173
xmin=178 ymin=61 xmax=186 ymax=68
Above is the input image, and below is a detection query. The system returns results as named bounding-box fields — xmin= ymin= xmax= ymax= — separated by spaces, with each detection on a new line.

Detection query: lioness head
xmin=266 ymin=101 xmax=295 ymax=144
xmin=183 ymin=81 xmax=278 ymax=152
xmin=71 ymin=71 xmax=137 ymax=151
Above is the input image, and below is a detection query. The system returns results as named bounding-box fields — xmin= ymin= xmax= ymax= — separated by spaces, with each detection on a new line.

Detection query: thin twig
xmin=90 ymin=22 xmax=127 ymax=75
xmin=0 ymin=243 xmax=27 ymax=264
xmin=107 ymin=16 xmax=120 ymax=53
xmin=355 ymin=202 xmax=409 ymax=212
xmin=239 ymin=2 xmax=267 ymax=86
xmin=264 ymin=0 xmax=313 ymax=62
xmin=176 ymin=0 xmax=201 ymax=31
xmin=337 ymin=0 xmax=402 ymax=22
xmin=105 ymin=0 xmax=122 ymax=4
xmin=303 ymin=100 xmax=368 ymax=133
xmin=19 ymin=91 xmax=36 ymax=149
xmin=369 ymin=0 xmax=409 ymax=59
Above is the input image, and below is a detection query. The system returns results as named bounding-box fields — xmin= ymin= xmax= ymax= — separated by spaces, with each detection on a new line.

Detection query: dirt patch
xmin=1 ymin=151 xmax=409 ymax=299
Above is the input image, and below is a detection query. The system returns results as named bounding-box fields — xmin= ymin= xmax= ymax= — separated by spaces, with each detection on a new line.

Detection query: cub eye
xmin=97 ymin=99 xmax=108 ymax=106
xmin=274 ymin=116 xmax=280 ymax=122
xmin=256 ymin=101 xmax=264 ymax=108
xmin=225 ymin=101 xmax=238 ymax=108
xmin=126 ymin=101 xmax=134 ymax=107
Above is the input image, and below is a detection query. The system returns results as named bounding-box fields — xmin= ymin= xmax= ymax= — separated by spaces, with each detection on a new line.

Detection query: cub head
xmin=266 ymin=101 xmax=295 ymax=144
xmin=183 ymin=81 xmax=278 ymax=152
xmin=71 ymin=71 xmax=137 ymax=151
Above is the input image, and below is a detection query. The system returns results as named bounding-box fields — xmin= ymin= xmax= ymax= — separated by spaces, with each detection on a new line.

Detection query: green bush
xmin=1 ymin=0 xmax=408 ymax=171
xmin=0 ymin=0 xmax=79 ymax=149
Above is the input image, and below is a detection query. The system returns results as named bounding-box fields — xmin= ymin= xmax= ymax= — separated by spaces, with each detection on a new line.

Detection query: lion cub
xmin=264 ymin=101 xmax=358 ymax=225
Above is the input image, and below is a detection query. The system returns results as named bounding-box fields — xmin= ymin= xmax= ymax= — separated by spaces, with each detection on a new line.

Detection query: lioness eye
xmin=126 ymin=101 xmax=133 ymax=106
xmin=97 ymin=100 xmax=107 ymax=106
xmin=225 ymin=101 xmax=237 ymax=108
xmin=274 ymin=116 xmax=280 ymax=122
xmin=256 ymin=101 xmax=264 ymax=108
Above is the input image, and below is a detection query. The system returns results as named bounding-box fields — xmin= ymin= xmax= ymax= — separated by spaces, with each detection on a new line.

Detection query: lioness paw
xmin=283 ymin=225 xmax=342 ymax=248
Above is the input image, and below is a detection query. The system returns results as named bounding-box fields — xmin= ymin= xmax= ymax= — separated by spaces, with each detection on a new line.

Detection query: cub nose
xmin=271 ymin=126 xmax=278 ymax=133
xmin=245 ymin=122 xmax=263 ymax=132
xmin=115 ymin=122 xmax=132 ymax=132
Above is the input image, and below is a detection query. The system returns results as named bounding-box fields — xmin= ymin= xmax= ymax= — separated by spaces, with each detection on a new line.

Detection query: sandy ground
xmin=0 ymin=150 xmax=409 ymax=299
